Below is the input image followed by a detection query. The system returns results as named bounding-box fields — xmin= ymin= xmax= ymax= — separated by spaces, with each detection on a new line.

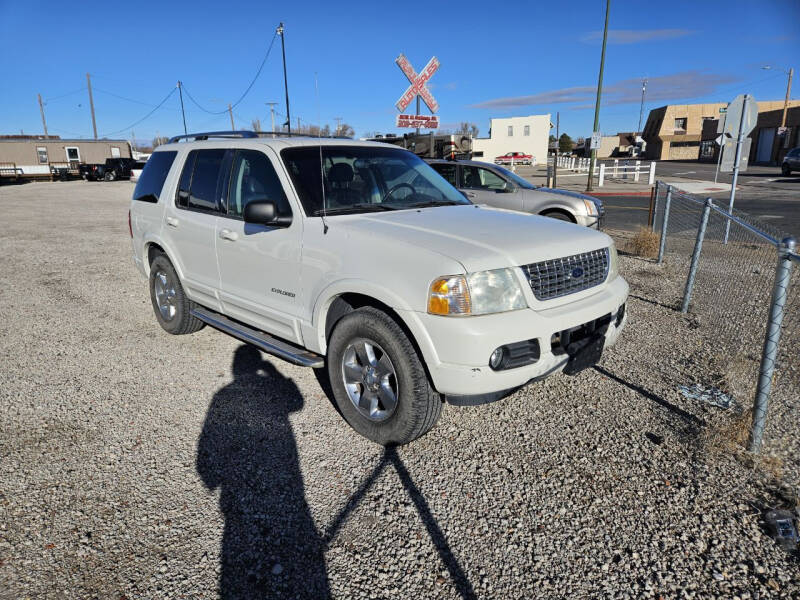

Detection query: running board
xmin=190 ymin=307 xmax=324 ymax=368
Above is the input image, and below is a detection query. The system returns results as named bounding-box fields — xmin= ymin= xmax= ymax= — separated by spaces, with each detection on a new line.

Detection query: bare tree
xmin=457 ymin=122 xmax=479 ymax=137
xmin=337 ymin=123 xmax=355 ymax=138
xmin=152 ymin=135 xmax=169 ymax=148
xmin=251 ymin=119 xmax=262 ymax=132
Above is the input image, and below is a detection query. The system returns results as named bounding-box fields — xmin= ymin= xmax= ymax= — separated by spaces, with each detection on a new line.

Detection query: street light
xmin=762 ymin=65 xmax=794 ymax=129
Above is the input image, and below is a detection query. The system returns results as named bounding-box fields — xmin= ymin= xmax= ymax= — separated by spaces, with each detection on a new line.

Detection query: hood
xmin=335 ymin=205 xmax=611 ymax=273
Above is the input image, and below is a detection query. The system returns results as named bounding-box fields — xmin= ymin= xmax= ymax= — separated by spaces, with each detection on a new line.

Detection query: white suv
xmin=129 ymin=132 xmax=628 ymax=445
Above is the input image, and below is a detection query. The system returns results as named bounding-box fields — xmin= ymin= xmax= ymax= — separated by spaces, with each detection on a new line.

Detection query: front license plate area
xmin=563 ymin=335 xmax=604 ymax=375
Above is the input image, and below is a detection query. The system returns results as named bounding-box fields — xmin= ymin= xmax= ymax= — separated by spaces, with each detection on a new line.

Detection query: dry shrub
xmin=626 ymin=227 xmax=660 ymax=259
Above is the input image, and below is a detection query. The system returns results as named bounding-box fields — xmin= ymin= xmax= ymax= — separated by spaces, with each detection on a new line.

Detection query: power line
xmin=99 ymin=87 xmax=177 ymax=137
xmin=181 ymin=31 xmax=278 ymax=115
xmin=94 ymin=86 xmax=180 ymax=111
xmin=44 ymin=87 xmax=86 ymax=104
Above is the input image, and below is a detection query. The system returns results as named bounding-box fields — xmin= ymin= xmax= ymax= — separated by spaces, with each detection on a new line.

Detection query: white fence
xmin=549 ymin=155 xmax=656 ymax=187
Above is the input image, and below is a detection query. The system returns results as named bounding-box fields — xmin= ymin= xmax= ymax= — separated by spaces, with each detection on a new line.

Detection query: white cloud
xmin=470 ymin=71 xmax=740 ymax=110
xmin=580 ymin=29 xmax=695 ymax=44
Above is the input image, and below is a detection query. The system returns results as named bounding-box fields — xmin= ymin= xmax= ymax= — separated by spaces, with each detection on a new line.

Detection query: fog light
xmin=489 ymin=348 xmax=504 ymax=370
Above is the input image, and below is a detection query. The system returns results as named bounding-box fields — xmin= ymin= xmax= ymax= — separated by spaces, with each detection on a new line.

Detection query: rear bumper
xmin=399 ymin=276 xmax=629 ymax=396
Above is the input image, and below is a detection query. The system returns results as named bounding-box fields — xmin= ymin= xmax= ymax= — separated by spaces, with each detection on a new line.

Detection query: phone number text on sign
xmin=396 ymin=115 xmax=440 ymax=129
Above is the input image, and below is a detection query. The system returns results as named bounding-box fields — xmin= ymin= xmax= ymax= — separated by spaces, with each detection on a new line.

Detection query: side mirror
xmin=243 ymin=199 xmax=292 ymax=227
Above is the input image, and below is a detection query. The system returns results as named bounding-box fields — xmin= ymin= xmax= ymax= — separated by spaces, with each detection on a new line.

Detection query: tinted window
xmin=431 ymin=163 xmax=458 ymax=187
xmin=228 ymin=150 xmax=290 ymax=218
xmin=176 ymin=152 xmax=196 ymax=208
xmin=188 ymin=149 xmax=226 ymax=211
xmin=133 ymin=151 xmax=177 ymax=202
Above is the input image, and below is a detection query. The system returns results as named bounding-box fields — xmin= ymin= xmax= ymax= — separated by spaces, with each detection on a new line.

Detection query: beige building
xmin=0 ymin=136 xmax=132 ymax=175
xmin=642 ymin=100 xmax=800 ymax=160
xmin=472 ymin=115 xmax=550 ymax=166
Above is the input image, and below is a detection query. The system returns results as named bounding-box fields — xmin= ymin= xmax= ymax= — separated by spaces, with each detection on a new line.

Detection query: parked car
xmin=80 ymin=157 xmax=139 ymax=181
xmin=495 ymin=151 xmax=534 ymax=166
xmin=129 ymin=161 xmax=148 ymax=183
xmin=130 ymin=131 xmax=628 ymax=445
xmin=427 ymin=158 xmax=603 ymax=228
xmin=782 ymin=147 xmax=800 ymax=176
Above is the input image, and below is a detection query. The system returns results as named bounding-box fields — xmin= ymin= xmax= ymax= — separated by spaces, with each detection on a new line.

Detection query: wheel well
xmin=325 ymin=293 xmax=436 ymax=388
xmin=540 ymin=208 xmax=576 ymax=223
xmin=147 ymin=243 xmax=166 ymax=266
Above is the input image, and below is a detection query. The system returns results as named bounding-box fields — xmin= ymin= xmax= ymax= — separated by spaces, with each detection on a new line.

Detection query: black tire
xmin=148 ymin=254 xmax=204 ymax=335
xmin=327 ymin=307 xmax=443 ymax=445
xmin=104 ymin=171 xmax=116 ymax=181
xmin=782 ymin=163 xmax=791 ymax=176
xmin=541 ymin=210 xmax=575 ymax=223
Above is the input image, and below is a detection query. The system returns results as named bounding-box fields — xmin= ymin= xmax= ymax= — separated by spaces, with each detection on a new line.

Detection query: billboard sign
xmin=395 ymin=54 xmax=440 ymax=113
xmin=396 ymin=114 xmax=439 ymax=129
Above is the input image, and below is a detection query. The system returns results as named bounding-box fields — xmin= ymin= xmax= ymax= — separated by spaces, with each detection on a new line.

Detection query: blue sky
xmin=1 ymin=0 xmax=797 ymax=143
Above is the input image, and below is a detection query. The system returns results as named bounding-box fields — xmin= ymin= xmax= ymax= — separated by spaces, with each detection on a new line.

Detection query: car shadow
xmin=196 ymin=344 xmax=330 ymax=599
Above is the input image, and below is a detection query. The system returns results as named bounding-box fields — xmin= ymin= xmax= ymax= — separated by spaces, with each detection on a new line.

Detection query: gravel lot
xmin=2 ymin=181 xmax=799 ymax=599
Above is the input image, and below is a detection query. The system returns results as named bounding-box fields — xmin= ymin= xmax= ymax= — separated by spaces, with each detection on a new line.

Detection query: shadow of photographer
xmin=196 ymin=344 xmax=329 ymax=599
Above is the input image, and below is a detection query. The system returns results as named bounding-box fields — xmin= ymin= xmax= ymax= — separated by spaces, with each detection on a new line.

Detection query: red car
xmin=494 ymin=151 xmax=534 ymax=166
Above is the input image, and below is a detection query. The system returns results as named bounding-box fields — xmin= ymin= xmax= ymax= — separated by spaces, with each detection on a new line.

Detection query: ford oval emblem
xmin=571 ymin=267 xmax=584 ymax=279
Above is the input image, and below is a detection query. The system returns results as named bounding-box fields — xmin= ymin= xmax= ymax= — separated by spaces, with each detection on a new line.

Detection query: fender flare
xmin=142 ymin=234 xmax=186 ymax=281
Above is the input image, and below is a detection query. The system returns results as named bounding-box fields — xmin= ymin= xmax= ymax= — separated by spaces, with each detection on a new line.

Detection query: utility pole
xmin=266 ymin=102 xmax=278 ymax=137
xmin=86 ymin=73 xmax=98 ymax=139
xmin=586 ymin=0 xmax=610 ymax=192
xmin=277 ymin=22 xmax=291 ymax=134
xmin=131 ymin=130 xmax=136 ymax=153
xmin=228 ymin=104 xmax=235 ymax=130
xmin=782 ymin=68 xmax=793 ymax=128
xmin=553 ymin=112 xmax=559 ymax=188
xmin=297 ymin=117 xmax=301 ymax=132
xmin=637 ymin=78 xmax=647 ymax=134
xmin=334 ymin=117 xmax=342 ymax=136
xmin=177 ymin=81 xmax=187 ymax=134
xmin=37 ymin=93 xmax=49 ymax=138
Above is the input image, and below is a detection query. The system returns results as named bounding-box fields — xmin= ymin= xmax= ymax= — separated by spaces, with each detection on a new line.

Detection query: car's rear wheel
xmin=327 ymin=307 xmax=443 ymax=445
xmin=782 ymin=163 xmax=791 ymax=176
xmin=148 ymin=254 xmax=204 ymax=335
xmin=104 ymin=171 xmax=116 ymax=181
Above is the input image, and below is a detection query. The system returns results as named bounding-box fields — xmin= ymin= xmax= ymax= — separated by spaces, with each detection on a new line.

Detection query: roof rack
xmin=167 ymin=130 xmax=353 ymax=144
xmin=167 ymin=131 xmax=258 ymax=143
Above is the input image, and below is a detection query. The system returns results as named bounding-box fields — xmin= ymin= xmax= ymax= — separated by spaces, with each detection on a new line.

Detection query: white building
xmin=471 ymin=115 xmax=550 ymax=165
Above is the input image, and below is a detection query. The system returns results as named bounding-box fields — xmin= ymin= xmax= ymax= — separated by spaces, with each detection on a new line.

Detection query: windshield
xmin=281 ymin=146 xmax=470 ymax=215
xmin=492 ymin=164 xmax=536 ymax=189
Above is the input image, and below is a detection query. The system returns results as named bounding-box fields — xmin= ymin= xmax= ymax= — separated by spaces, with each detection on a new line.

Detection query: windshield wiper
xmin=312 ymin=203 xmax=397 ymax=216
xmin=407 ymin=200 xmax=464 ymax=208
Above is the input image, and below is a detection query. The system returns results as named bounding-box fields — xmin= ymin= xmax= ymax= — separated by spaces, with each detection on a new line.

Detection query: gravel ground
xmin=1 ymin=180 xmax=799 ymax=599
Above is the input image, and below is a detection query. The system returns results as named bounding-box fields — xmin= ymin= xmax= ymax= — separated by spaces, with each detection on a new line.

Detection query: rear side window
xmin=132 ymin=151 xmax=177 ymax=202
xmin=176 ymin=149 xmax=230 ymax=212
xmin=431 ymin=163 xmax=458 ymax=187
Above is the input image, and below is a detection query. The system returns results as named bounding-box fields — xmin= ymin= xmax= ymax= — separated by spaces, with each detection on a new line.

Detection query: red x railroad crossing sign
xmin=395 ymin=54 xmax=440 ymax=113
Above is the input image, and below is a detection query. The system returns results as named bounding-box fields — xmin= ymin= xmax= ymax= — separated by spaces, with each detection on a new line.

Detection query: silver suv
xmin=129 ymin=131 xmax=627 ymax=445
xmin=427 ymin=159 xmax=603 ymax=228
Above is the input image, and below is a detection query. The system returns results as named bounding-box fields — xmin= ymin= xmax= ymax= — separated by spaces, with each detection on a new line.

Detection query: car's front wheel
xmin=104 ymin=171 xmax=116 ymax=181
xmin=782 ymin=163 xmax=791 ymax=176
xmin=327 ymin=307 xmax=443 ymax=445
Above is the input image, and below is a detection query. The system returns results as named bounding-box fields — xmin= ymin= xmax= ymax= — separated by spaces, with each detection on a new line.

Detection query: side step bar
xmin=190 ymin=307 xmax=324 ymax=368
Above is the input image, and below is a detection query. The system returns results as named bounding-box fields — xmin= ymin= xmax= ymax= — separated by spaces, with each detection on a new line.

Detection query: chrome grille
xmin=522 ymin=248 xmax=609 ymax=301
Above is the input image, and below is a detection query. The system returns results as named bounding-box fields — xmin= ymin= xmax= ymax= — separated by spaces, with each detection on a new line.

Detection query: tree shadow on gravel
xmin=196 ymin=344 xmax=329 ymax=599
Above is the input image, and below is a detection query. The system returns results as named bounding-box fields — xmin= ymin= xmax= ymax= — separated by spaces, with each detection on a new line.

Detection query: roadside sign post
xmin=714 ymin=109 xmax=727 ymax=184
xmin=724 ymin=94 xmax=756 ymax=244
xmin=395 ymin=54 xmax=440 ymax=133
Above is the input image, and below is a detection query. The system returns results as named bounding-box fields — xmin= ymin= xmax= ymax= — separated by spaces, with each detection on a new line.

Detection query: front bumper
xmin=399 ymin=276 xmax=628 ymax=396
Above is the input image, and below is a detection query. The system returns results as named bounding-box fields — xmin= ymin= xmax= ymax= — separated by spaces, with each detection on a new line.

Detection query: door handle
xmin=166 ymin=217 xmax=179 ymax=228
xmin=218 ymin=229 xmax=239 ymax=241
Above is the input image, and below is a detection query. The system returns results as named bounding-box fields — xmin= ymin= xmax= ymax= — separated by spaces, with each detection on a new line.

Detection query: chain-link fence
xmin=645 ymin=182 xmax=800 ymax=493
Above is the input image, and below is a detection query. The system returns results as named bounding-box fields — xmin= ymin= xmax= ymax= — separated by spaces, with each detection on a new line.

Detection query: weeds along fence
xmin=648 ymin=182 xmax=800 ymax=488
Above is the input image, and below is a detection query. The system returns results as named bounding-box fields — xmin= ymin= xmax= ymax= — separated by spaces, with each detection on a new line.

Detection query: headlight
xmin=583 ymin=198 xmax=598 ymax=215
xmin=607 ymin=241 xmax=619 ymax=281
xmin=428 ymin=268 xmax=527 ymax=316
